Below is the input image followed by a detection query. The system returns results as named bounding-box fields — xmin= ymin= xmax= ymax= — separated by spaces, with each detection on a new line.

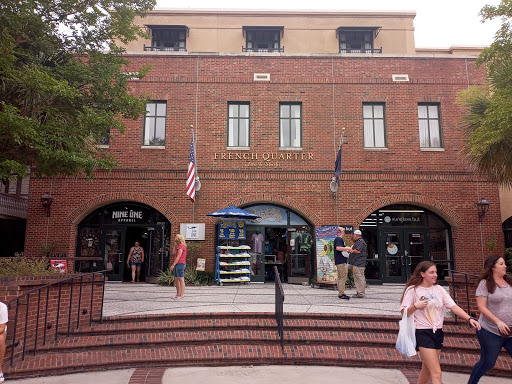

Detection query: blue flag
xmin=334 ymin=143 xmax=342 ymax=186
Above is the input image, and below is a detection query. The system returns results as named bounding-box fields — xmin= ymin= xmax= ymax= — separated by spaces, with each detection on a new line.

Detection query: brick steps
xmin=34 ymin=329 xmax=490 ymax=356
xmin=5 ymin=343 xmax=512 ymax=380
xmin=4 ymin=312 xmax=511 ymax=380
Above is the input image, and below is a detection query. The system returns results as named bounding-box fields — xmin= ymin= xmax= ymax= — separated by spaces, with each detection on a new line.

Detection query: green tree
xmin=458 ymin=1 xmax=512 ymax=187
xmin=0 ymin=0 xmax=155 ymax=180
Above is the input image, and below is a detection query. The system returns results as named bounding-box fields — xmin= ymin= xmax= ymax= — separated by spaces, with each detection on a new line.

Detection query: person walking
xmin=401 ymin=261 xmax=480 ymax=384
xmin=347 ymin=229 xmax=367 ymax=298
xmin=171 ymin=234 xmax=187 ymax=300
xmin=468 ymin=255 xmax=512 ymax=384
xmin=0 ymin=301 xmax=8 ymax=383
xmin=126 ymin=241 xmax=144 ymax=283
xmin=334 ymin=227 xmax=350 ymax=300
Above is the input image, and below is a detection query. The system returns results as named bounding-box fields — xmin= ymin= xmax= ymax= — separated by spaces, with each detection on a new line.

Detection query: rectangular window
xmin=143 ymin=101 xmax=166 ymax=146
xmin=98 ymin=128 xmax=110 ymax=146
xmin=340 ymin=31 xmax=373 ymax=53
xmin=418 ymin=104 xmax=442 ymax=148
xmin=245 ymin=29 xmax=281 ymax=52
xmin=228 ymin=103 xmax=250 ymax=147
xmin=279 ymin=103 xmax=302 ymax=148
xmin=363 ymin=103 xmax=386 ymax=148
xmin=150 ymin=28 xmax=186 ymax=51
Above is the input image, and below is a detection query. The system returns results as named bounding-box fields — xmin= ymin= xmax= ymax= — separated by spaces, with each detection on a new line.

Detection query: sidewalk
xmin=7 ymin=366 xmax=512 ymax=384
xmin=103 ymin=281 xmax=406 ymax=317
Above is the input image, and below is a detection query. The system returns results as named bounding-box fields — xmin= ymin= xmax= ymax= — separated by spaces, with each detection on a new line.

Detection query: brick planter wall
xmin=0 ymin=274 xmax=105 ymax=367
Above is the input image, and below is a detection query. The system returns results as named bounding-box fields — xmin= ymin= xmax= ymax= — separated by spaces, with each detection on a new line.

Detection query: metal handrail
xmin=7 ymin=270 xmax=108 ymax=366
xmin=274 ymin=266 xmax=285 ymax=352
xmin=447 ymin=269 xmax=479 ymax=324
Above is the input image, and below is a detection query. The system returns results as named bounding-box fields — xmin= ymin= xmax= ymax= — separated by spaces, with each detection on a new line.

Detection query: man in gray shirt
xmin=348 ymin=229 xmax=367 ymax=298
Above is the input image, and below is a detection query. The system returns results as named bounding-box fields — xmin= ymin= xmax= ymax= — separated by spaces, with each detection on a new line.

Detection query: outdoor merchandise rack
xmin=215 ymin=245 xmax=251 ymax=285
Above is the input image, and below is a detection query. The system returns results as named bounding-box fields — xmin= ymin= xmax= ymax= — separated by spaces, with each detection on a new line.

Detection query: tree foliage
xmin=0 ymin=0 xmax=155 ymax=180
xmin=459 ymin=0 xmax=512 ymax=187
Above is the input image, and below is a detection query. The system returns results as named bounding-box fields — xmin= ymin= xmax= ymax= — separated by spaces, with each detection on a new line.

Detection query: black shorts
xmin=415 ymin=329 xmax=444 ymax=351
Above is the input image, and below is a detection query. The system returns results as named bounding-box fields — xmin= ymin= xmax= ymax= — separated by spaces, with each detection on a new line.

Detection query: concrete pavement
xmin=103 ymin=281 xmax=409 ymax=317
xmin=7 ymin=366 xmax=512 ymax=384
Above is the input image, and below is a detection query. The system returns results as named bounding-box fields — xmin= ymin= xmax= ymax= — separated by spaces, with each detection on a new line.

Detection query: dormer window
xmin=337 ymin=27 xmax=381 ymax=54
xmin=242 ymin=26 xmax=284 ymax=52
xmin=144 ymin=25 xmax=188 ymax=52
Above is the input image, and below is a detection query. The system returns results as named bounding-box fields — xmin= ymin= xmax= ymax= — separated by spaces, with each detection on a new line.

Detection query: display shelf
xmin=215 ymin=246 xmax=251 ymax=284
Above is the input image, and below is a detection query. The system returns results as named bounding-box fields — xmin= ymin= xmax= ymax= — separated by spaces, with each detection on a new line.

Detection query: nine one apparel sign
xmin=218 ymin=219 xmax=246 ymax=240
xmin=111 ymin=209 xmax=144 ymax=223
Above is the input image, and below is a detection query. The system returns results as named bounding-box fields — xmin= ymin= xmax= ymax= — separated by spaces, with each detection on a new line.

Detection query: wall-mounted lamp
xmin=329 ymin=177 xmax=338 ymax=198
xmin=476 ymin=197 xmax=490 ymax=223
xmin=41 ymin=192 xmax=53 ymax=217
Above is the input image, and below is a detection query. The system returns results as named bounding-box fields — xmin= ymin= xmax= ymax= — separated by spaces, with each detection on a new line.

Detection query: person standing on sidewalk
xmin=347 ymin=229 xmax=367 ymax=298
xmin=334 ymin=227 xmax=350 ymax=300
xmin=170 ymin=234 xmax=187 ymax=300
xmin=468 ymin=255 xmax=512 ymax=384
xmin=0 ymin=301 xmax=8 ymax=383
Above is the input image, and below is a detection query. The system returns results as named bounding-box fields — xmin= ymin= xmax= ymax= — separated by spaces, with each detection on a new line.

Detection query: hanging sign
xmin=50 ymin=260 xmax=68 ymax=273
xmin=218 ymin=219 xmax=246 ymax=240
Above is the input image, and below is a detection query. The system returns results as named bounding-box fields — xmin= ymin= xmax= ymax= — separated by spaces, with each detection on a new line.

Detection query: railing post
xmin=90 ymin=273 xmax=95 ymax=325
xmin=100 ymin=272 xmax=106 ymax=324
xmin=34 ymin=289 xmax=41 ymax=355
xmin=77 ymin=275 xmax=83 ymax=329
xmin=450 ymin=270 xmax=458 ymax=325
xmin=43 ymin=285 xmax=49 ymax=346
xmin=67 ymin=278 xmax=74 ymax=337
xmin=55 ymin=282 xmax=62 ymax=341
xmin=274 ymin=266 xmax=284 ymax=353
xmin=10 ymin=299 xmax=19 ymax=367
xmin=465 ymin=273 xmax=471 ymax=315
xmin=22 ymin=293 xmax=30 ymax=361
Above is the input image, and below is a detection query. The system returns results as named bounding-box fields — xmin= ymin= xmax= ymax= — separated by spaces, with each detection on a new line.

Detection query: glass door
xmin=380 ymin=230 xmax=406 ymax=283
xmin=245 ymin=226 xmax=265 ymax=282
xmin=103 ymin=227 xmax=125 ymax=281
xmin=405 ymin=231 xmax=426 ymax=280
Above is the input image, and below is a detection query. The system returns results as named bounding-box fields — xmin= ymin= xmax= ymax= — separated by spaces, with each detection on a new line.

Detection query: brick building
xmin=24 ymin=9 xmax=506 ymax=284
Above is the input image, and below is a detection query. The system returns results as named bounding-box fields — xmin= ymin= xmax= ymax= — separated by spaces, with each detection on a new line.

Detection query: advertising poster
xmin=50 ymin=260 xmax=68 ymax=273
xmin=196 ymin=258 xmax=206 ymax=271
xmin=218 ymin=219 xmax=246 ymax=240
xmin=315 ymin=226 xmax=338 ymax=284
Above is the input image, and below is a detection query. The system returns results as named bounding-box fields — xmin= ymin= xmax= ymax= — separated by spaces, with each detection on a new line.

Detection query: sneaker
xmin=338 ymin=294 xmax=350 ymax=300
xmin=352 ymin=293 xmax=365 ymax=298
xmin=0 ymin=371 xmax=4 ymax=383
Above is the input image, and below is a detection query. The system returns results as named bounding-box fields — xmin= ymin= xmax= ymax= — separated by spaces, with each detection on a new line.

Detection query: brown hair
xmin=480 ymin=255 xmax=512 ymax=294
xmin=400 ymin=261 xmax=436 ymax=303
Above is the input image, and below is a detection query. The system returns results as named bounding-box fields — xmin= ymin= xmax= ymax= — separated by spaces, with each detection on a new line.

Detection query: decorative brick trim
xmin=354 ymin=193 xmax=462 ymax=227
xmin=67 ymin=193 xmax=178 ymax=225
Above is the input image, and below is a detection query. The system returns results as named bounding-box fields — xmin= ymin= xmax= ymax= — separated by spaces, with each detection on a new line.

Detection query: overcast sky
xmin=155 ymin=0 xmax=502 ymax=48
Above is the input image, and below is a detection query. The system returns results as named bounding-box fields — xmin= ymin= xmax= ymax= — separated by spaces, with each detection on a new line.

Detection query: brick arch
xmin=68 ymin=192 xmax=178 ymax=225
xmin=354 ymin=193 xmax=461 ymax=228
xmin=225 ymin=193 xmax=321 ymax=226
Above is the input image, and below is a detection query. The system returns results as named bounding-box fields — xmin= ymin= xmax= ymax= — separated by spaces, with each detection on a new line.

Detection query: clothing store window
xmin=227 ymin=102 xmax=250 ymax=147
xmin=418 ymin=103 xmax=442 ymax=148
xmin=279 ymin=102 xmax=302 ymax=148
xmin=143 ymin=101 xmax=166 ymax=146
xmin=363 ymin=103 xmax=386 ymax=148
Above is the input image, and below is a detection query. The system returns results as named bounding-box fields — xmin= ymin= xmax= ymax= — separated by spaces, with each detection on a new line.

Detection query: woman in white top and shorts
xmin=401 ymin=261 xmax=480 ymax=384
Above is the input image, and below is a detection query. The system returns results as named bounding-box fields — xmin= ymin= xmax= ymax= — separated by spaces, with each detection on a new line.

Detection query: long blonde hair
xmin=175 ymin=233 xmax=186 ymax=246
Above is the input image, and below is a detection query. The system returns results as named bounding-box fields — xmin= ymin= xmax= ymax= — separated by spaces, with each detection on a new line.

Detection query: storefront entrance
xmin=360 ymin=204 xmax=453 ymax=284
xmin=242 ymin=204 xmax=314 ymax=284
xmin=76 ymin=202 xmax=171 ymax=282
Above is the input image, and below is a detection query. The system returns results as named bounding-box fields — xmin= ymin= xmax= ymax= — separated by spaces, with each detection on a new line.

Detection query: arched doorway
xmin=76 ymin=202 xmax=171 ymax=282
xmin=360 ymin=204 xmax=453 ymax=284
xmin=240 ymin=204 xmax=314 ymax=284
xmin=503 ymin=216 xmax=512 ymax=249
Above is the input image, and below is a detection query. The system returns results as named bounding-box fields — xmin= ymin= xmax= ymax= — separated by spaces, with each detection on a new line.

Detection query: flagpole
xmin=191 ymin=125 xmax=196 ymax=222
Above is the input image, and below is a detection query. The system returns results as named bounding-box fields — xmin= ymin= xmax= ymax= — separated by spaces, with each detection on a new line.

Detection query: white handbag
xmin=396 ymin=308 xmax=417 ymax=357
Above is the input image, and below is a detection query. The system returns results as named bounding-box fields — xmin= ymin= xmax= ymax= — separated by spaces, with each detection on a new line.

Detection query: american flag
xmin=186 ymin=134 xmax=196 ymax=202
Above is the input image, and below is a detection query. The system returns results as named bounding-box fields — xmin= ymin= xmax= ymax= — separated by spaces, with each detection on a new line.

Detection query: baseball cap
xmin=353 ymin=229 xmax=362 ymax=235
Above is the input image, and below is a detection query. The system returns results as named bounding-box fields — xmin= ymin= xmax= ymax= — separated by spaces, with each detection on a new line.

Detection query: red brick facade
xmin=24 ymin=54 xmax=503 ymax=275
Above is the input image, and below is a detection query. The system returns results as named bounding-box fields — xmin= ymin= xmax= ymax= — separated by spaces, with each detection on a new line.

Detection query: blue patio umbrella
xmin=206 ymin=205 xmax=261 ymax=220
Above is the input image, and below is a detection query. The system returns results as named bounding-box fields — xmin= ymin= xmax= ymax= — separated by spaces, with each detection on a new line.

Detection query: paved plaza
xmin=103 ymin=281 xmax=408 ymax=317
